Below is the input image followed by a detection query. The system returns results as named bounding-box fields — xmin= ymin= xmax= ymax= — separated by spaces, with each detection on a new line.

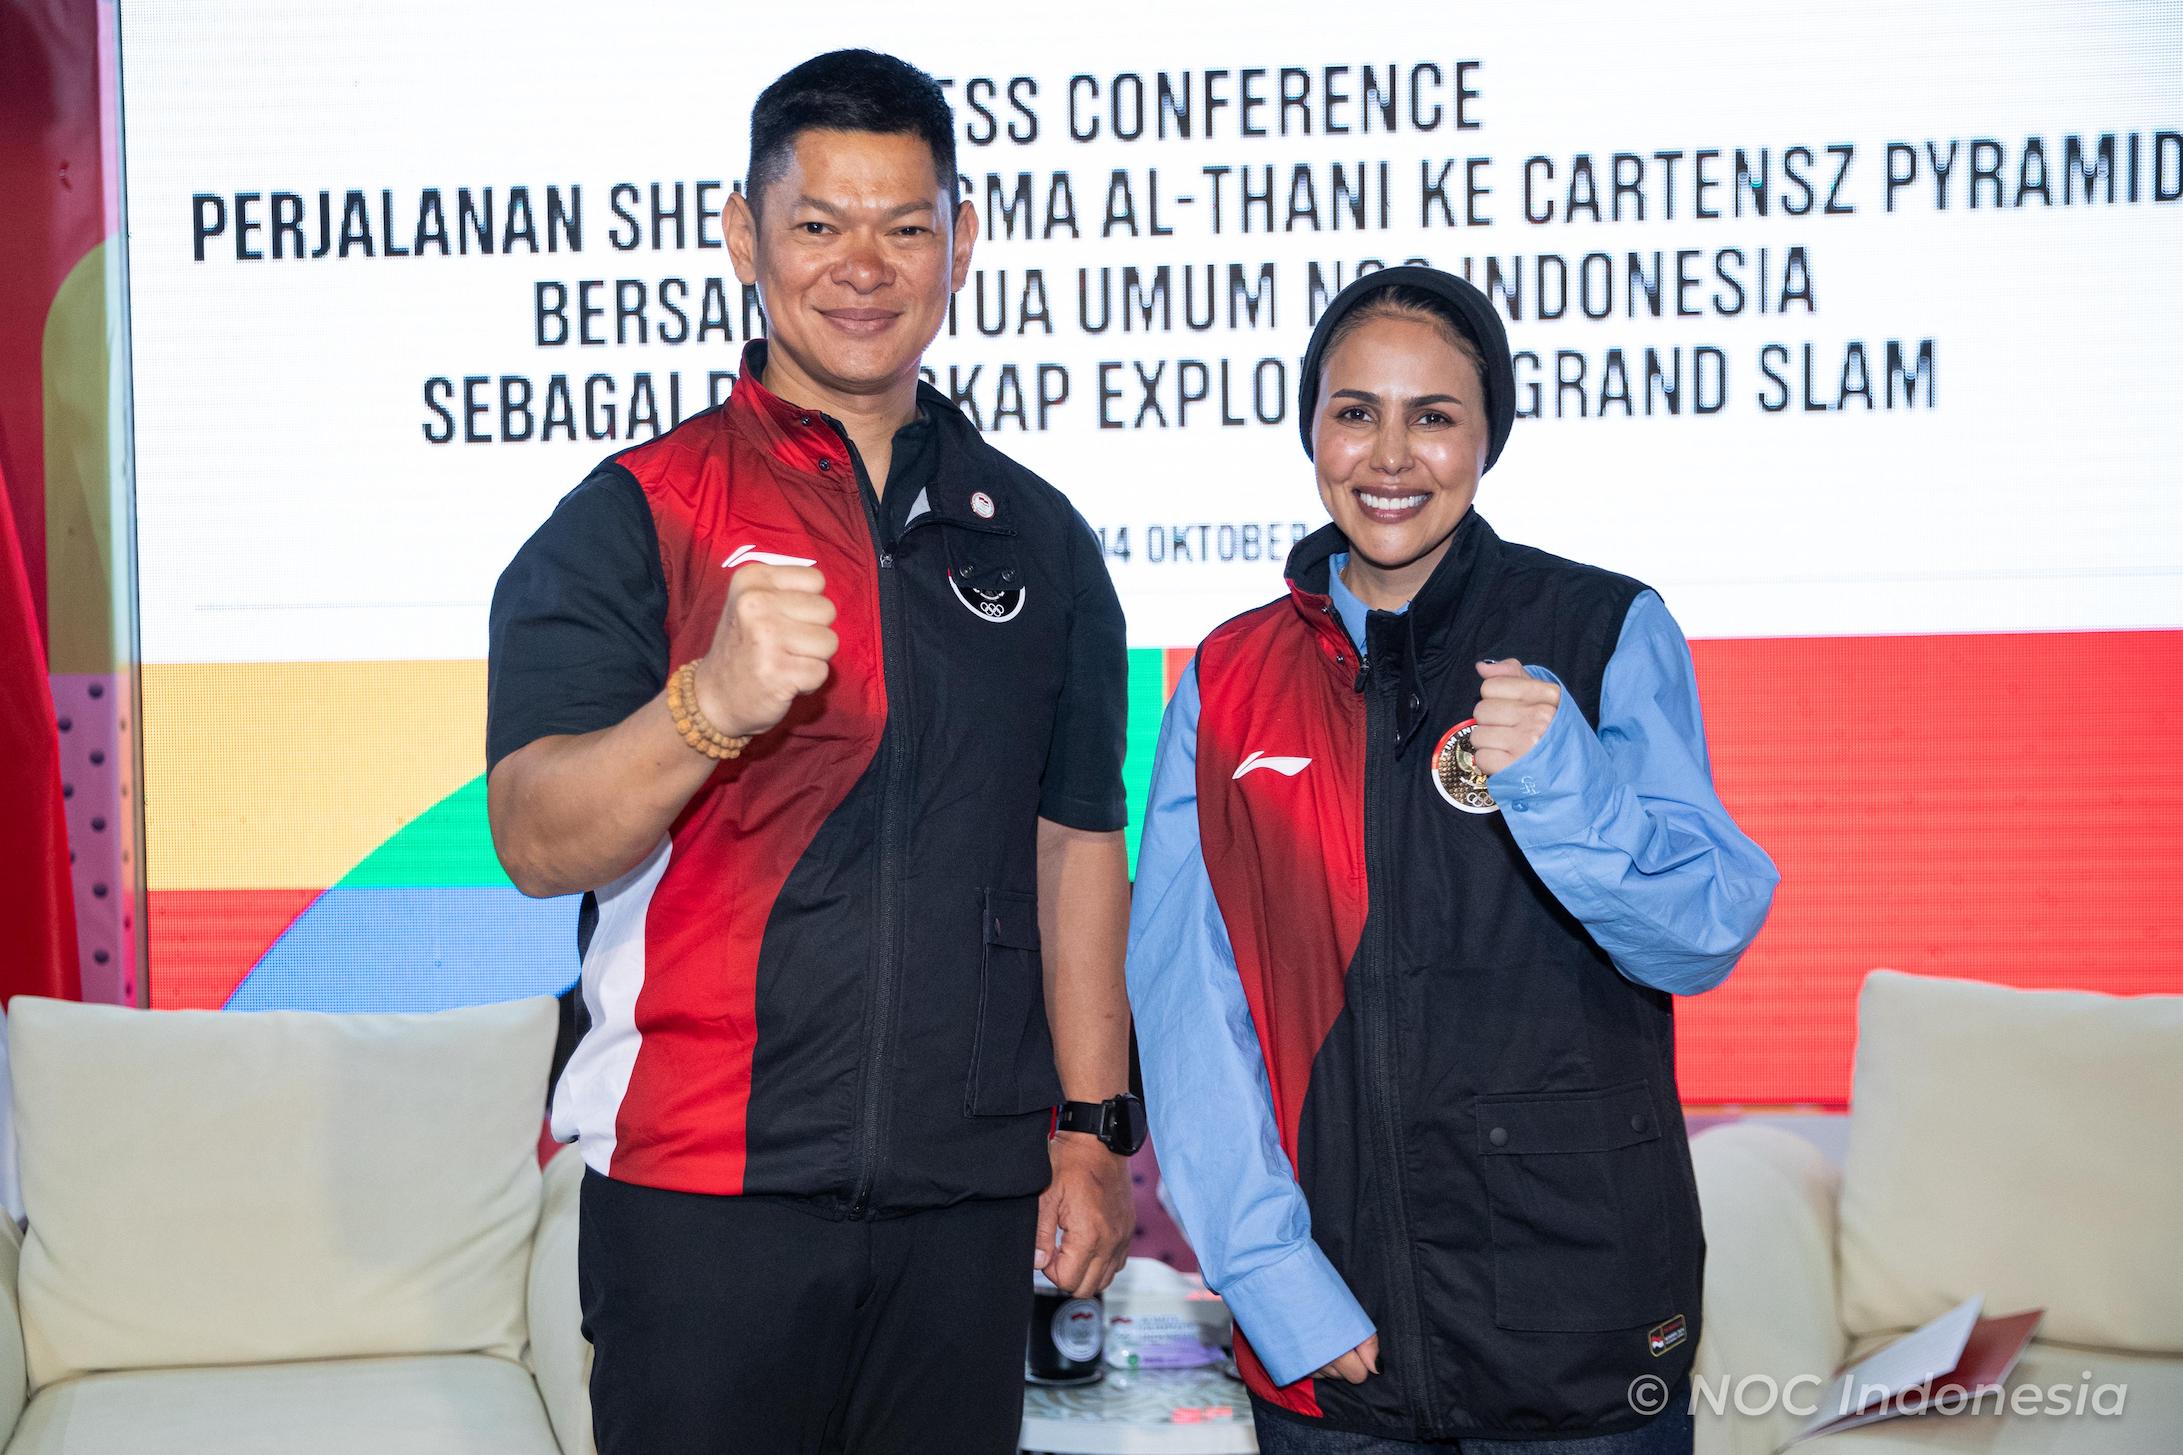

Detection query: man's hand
xmin=694 ymin=564 xmax=838 ymax=739
xmin=1033 ymin=1132 xmax=1133 ymax=1297
xmin=1470 ymin=658 xmax=1560 ymax=776
xmin=1314 ymin=1334 xmax=1382 ymax=1384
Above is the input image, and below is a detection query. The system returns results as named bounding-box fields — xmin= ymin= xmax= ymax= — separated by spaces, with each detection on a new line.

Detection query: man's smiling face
xmin=731 ymin=128 xmax=974 ymax=404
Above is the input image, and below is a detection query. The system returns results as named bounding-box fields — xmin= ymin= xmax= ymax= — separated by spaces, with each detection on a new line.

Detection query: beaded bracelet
xmin=666 ymin=660 xmax=750 ymax=761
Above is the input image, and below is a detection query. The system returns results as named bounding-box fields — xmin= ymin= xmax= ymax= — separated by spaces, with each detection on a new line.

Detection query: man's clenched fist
xmin=693 ymin=564 xmax=839 ymax=740
xmin=1469 ymin=658 xmax=1560 ymax=775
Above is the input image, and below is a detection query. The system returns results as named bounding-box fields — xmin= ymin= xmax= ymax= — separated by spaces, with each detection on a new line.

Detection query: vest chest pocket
xmin=922 ymin=524 xmax=1064 ymax=743
xmin=943 ymin=525 xmax=1029 ymax=626
xmin=1475 ymin=1079 xmax=1677 ymax=1332
xmin=965 ymin=888 xmax=1063 ymax=1117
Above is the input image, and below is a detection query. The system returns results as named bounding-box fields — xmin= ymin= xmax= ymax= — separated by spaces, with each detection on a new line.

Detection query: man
xmin=485 ymin=49 xmax=1140 ymax=1454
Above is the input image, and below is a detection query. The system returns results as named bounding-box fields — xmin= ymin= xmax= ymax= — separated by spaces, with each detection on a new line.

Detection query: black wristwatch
xmin=1055 ymin=1094 xmax=1148 ymax=1156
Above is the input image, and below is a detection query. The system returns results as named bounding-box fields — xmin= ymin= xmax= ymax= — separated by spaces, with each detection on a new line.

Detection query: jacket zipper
xmin=834 ymin=441 xmax=1018 ymax=1220
xmin=1358 ymin=653 xmax=1436 ymax=1434
xmin=845 ymin=445 xmax=910 ymax=1222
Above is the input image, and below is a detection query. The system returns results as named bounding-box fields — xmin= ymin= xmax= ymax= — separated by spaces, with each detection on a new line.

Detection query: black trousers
xmin=579 ymin=1170 xmax=1039 ymax=1455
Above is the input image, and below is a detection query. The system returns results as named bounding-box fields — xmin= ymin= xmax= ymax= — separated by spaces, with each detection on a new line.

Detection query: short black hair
xmin=747 ymin=50 xmax=957 ymax=213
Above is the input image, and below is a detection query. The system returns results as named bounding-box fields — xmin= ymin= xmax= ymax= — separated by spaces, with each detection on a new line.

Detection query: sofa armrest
xmin=526 ymin=1146 xmax=593 ymax=1455
xmin=1690 ymin=1124 xmax=1846 ymax=1455
xmin=0 ymin=1211 xmax=25 ymax=1448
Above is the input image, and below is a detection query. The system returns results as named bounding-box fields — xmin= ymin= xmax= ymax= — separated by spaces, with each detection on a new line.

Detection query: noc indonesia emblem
xmin=1430 ymin=719 xmax=1499 ymax=814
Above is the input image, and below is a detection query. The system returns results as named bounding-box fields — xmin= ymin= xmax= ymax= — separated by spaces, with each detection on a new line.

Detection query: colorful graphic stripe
xmin=143 ymin=631 xmax=2183 ymax=1108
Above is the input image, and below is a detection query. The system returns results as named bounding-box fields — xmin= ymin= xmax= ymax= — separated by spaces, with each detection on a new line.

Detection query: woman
xmin=1126 ymin=266 xmax=1778 ymax=1453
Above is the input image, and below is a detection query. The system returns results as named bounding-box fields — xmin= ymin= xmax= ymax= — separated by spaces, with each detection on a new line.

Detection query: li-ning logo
xmin=1232 ymin=751 xmax=1312 ymax=781
xmin=722 ymin=544 xmax=817 ymax=569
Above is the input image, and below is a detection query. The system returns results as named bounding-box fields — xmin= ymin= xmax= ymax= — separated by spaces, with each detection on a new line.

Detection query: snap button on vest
xmin=1487 ymin=1126 xmax=1509 ymax=1147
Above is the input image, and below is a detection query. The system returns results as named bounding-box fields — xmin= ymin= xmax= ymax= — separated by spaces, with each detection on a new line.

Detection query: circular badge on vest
xmin=1431 ymin=719 xmax=1499 ymax=814
xmin=949 ymin=571 xmax=1027 ymax=623
xmin=970 ymin=490 xmax=996 ymax=519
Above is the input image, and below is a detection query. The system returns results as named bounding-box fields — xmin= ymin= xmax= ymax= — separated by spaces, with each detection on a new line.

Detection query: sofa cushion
xmin=1690 ymin=1123 xmax=1847 ymax=1455
xmin=1836 ymin=971 xmax=2183 ymax=1353
xmin=6 ymin=1354 xmax=562 ymax=1455
xmin=9 ymin=996 xmax=556 ymax=1388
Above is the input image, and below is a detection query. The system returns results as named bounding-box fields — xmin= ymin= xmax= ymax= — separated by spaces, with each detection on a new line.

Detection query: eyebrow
xmin=1329 ymin=389 xmax=1467 ymax=408
xmin=793 ymin=196 xmax=939 ymax=220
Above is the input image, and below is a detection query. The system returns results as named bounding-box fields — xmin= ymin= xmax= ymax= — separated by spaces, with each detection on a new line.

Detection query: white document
xmin=1786 ymin=1293 xmax=1983 ymax=1447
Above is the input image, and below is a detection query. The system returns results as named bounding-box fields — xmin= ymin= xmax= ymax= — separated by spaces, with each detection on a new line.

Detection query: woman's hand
xmin=1313 ymin=1333 xmax=1381 ymax=1384
xmin=1470 ymin=658 xmax=1560 ymax=774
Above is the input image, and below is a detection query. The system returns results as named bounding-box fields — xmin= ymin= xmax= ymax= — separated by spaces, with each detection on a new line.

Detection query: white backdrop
xmin=121 ymin=0 xmax=2183 ymax=661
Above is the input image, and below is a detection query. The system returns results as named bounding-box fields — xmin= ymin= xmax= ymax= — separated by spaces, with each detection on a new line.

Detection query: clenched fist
xmin=692 ymin=563 xmax=839 ymax=740
xmin=1469 ymin=658 xmax=1560 ymax=775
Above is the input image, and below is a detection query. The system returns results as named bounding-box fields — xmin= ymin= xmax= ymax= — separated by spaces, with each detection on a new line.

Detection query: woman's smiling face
xmin=1311 ymin=310 xmax=1491 ymax=585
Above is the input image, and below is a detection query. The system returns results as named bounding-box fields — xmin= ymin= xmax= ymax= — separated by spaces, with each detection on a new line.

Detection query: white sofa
xmin=0 ymin=995 xmax=593 ymax=1455
xmin=1691 ymin=969 xmax=2183 ymax=1453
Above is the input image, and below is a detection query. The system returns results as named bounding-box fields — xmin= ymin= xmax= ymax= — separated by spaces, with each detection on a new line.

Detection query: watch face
xmin=1110 ymin=1096 xmax=1148 ymax=1156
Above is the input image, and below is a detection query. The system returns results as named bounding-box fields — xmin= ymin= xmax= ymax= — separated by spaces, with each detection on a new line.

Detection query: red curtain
xmin=0 ymin=457 xmax=79 ymax=1004
xmin=0 ymin=0 xmax=102 ymax=1004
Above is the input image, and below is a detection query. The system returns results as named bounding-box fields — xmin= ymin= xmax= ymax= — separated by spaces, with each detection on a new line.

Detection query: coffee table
xmin=1020 ymin=1365 xmax=1257 ymax=1453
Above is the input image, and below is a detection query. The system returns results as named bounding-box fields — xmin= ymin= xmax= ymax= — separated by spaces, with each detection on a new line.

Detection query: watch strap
xmin=1055 ymin=1100 xmax=1107 ymax=1139
xmin=1055 ymin=1095 xmax=1147 ymax=1155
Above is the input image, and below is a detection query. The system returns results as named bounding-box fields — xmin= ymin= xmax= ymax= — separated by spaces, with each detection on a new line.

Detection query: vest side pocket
xmin=1475 ymin=1078 xmax=1678 ymax=1332
xmin=964 ymin=887 xmax=1064 ymax=1117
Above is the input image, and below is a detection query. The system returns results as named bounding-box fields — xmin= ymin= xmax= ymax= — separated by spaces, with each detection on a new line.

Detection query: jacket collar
xmin=725 ymin=340 xmax=855 ymax=485
xmin=1284 ymin=510 xmax=1504 ymax=753
xmin=725 ymin=341 xmax=981 ymax=512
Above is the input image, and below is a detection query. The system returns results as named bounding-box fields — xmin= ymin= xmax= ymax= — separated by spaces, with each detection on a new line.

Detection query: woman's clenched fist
xmin=1469 ymin=658 xmax=1561 ymax=775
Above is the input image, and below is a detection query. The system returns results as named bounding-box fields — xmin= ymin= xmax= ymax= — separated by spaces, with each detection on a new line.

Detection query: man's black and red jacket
xmin=486 ymin=342 xmax=1126 ymax=1216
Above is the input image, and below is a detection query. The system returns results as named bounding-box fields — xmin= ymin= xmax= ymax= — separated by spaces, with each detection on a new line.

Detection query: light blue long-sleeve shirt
xmin=1125 ymin=572 xmax=1778 ymax=1386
